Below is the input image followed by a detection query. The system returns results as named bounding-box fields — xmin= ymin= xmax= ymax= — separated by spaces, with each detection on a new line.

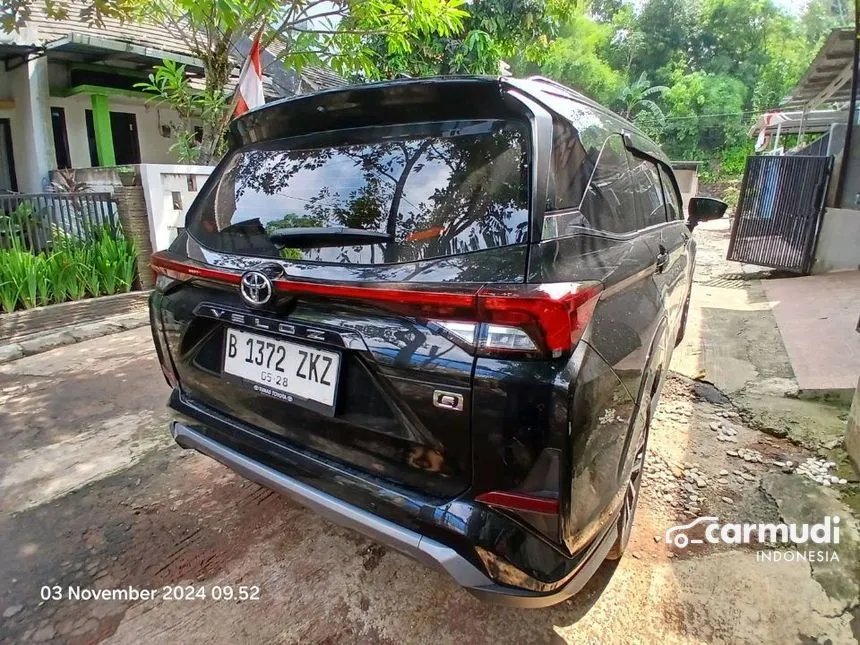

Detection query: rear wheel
xmin=605 ymin=386 xmax=653 ymax=560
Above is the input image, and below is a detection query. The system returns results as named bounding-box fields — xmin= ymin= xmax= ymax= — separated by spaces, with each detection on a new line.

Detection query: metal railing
xmin=0 ymin=192 xmax=119 ymax=252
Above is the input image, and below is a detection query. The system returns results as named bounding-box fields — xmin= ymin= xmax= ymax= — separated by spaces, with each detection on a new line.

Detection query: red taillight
xmin=152 ymin=252 xmax=242 ymax=285
xmin=475 ymin=491 xmax=560 ymax=515
xmin=150 ymin=253 xmax=602 ymax=356
xmin=476 ymin=283 xmax=602 ymax=355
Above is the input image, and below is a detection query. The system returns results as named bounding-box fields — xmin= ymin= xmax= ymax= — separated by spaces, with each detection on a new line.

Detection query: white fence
xmin=139 ymin=164 xmax=214 ymax=251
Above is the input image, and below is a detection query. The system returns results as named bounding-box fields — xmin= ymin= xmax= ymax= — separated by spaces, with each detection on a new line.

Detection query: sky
xmin=774 ymin=0 xmax=809 ymax=15
xmin=630 ymin=0 xmax=809 ymax=15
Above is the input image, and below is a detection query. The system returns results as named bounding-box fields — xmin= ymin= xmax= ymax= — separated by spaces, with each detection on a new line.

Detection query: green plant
xmin=89 ymin=226 xmax=137 ymax=294
xmin=0 ymin=241 xmax=39 ymax=309
xmin=51 ymin=168 xmax=92 ymax=194
xmin=0 ymin=225 xmax=137 ymax=313
xmin=0 ymin=202 xmax=41 ymax=250
xmin=0 ymin=278 xmax=17 ymax=313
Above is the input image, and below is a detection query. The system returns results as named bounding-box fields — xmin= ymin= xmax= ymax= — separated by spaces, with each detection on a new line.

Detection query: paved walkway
xmin=672 ymin=219 xmax=851 ymax=449
xmin=761 ymin=271 xmax=860 ymax=395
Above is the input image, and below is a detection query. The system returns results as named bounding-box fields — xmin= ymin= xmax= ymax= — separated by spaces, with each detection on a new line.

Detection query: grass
xmin=0 ymin=226 xmax=138 ymax=314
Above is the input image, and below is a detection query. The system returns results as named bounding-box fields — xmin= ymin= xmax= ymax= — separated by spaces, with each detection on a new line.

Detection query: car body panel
xmin=148 ymin=75 xmax=697 ymax=605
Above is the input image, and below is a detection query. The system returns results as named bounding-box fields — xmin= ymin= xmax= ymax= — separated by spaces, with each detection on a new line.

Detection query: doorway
xmin=85 ymin=110 xmax=142 ymax=166
xmin=51 ymin=107 xmax=72 ymax=169
xmin=0 ymin=118 xmax=17 ymax=191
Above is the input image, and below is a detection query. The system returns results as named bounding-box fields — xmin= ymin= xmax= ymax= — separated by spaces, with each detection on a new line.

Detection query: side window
xmin=627 ymin=151 xmax=667 ymax=228
xmin=658 ymin=165 xmax=683 ymax=221
xmin=546 ymin=118 xmax=592 ymax=212
xmin=578 ymin=134 xmax=639 ymax=234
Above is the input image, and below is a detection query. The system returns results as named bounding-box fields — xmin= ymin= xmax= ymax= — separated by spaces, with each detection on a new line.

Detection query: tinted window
xmin=659 ymin=166 xmax=683 ymax=221
xmin=543 ymin=133 xmax=640 ymax=237
xmin=188 ymin=121 xmax=529 ymax=264
xmin=542 ymin=94 xmax=621 ymax=213
xmin=546 ymin=118 xmax=592 ymax=212
xmin=578 ymin=135 xmax=638 ymax=234
xmin=627 ymin=152 xmax=667 ymax=228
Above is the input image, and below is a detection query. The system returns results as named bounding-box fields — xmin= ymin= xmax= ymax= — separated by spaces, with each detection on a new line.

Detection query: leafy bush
xmin=0 ymin=227 xmax=137 ymax=314
xmin=720 ymin=142 xmax=755 ymax=178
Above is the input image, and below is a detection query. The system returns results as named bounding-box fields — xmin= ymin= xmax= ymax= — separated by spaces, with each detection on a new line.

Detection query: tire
xmin=605 ymin=381 xmax=654 ymax=561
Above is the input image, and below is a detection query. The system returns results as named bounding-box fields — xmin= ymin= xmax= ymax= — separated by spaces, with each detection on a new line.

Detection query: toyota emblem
xmin=240 ymin=270 xmax=273 ymax=307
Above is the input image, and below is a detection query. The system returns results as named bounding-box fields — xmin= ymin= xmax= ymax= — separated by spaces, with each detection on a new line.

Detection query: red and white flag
xmin=234 ymin=35 xmax=264 ymax=116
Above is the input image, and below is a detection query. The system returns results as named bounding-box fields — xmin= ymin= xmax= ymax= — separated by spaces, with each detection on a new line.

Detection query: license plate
xmin=222 ymin=328 xmax=340 ymax=410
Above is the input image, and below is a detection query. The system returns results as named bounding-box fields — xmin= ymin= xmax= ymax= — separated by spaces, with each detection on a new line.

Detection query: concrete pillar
xmin=91 ymin=94 xmax=116 ymax=167
xmin=14 ymin=56 xmax=56 ymax=192
xmin=115 ymin=184 xmax=155 ymax=289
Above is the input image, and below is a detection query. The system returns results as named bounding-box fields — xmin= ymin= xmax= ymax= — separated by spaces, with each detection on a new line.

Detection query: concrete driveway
xmin=1 ymin=223 xmax=858 ymax=645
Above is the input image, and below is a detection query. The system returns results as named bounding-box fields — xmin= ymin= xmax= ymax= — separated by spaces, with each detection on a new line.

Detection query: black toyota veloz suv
xmin=148 ymin=76 xmax=726 ymax=607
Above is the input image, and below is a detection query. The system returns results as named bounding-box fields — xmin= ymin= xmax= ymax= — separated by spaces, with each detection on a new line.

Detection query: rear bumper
xmin=170 ymin=420 xmax=618 ymax=608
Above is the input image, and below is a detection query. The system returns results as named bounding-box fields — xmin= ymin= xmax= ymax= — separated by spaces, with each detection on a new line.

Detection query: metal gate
xmin=727 ymin=155 xmax=833 ymax=273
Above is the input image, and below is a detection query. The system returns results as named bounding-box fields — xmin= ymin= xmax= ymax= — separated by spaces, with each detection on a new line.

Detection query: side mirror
xmin=687 ymin=197 xmax=728 ymax=228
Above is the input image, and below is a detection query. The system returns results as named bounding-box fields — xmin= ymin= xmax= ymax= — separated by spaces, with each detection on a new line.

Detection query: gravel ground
xmin=1 ymin=222 xmax=858 ymax=645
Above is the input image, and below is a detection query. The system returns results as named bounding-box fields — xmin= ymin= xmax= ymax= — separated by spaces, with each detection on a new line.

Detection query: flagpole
xmin=206 ymin=23 xmax=267 ymax=160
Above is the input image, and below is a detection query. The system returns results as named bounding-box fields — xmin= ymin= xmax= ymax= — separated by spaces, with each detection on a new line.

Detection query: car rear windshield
xmin=186 ymin=120 xmax=530 ymax=264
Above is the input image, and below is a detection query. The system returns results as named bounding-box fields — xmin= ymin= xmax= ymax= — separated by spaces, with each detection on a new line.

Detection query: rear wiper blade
xmin=268 ymin=227 xmax=393 ymax=248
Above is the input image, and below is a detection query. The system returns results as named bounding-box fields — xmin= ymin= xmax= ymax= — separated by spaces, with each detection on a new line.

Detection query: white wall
xmin=812 ymin=207 xmax=860 ymax=273
xmin=673 ymin=167 xmax=699 ymax=213
xmin=139 ymin=164 xmax=214 ymax=251
xmin=0 ymin=65 xmax=13 ymax=101
xmin=839 ymin=124 xmax=860 ymax=210
xmin=3 ymin=71 xmax=192 ymax=190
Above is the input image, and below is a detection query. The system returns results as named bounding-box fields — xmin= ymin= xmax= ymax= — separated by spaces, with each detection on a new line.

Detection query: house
xmin=0 ymin=1 xmax=345 ymax=193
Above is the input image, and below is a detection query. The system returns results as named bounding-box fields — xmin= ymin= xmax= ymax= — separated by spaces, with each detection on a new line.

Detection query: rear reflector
xmin=475 ymin=491 xmax=559 ymax=515
xmin=151 ymin=252 xmax=602 ymax=355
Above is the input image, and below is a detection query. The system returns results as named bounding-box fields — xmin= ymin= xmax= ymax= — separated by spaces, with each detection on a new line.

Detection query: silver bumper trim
xmin=170 ymin=421 xmax=492 ymax=589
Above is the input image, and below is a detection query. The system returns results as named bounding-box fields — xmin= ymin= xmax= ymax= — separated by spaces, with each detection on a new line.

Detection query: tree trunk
xmin=384 ymin=142 xmax=431 ymax=262
xmin=199 ymin=31 xmax=234 ymax=163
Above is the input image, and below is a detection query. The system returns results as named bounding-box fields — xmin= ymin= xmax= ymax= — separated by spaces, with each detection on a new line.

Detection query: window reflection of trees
xmin=216 ymin=129 xmax=529 ymax=264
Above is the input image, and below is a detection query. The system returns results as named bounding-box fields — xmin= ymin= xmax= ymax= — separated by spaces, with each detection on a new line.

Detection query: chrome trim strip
xmin=169 ymin=422 xmax=491 ymax=589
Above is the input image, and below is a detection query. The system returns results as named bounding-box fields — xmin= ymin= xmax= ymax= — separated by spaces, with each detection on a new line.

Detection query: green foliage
xmin=372 ymin=0 xmax=563 ymax=78
xmin=629 ymin=0 xmax=699 ymax=86
xmin=615 ymin=72 xmax=667 ymax=121
xmin=533 ymin=0 xmax=851 ymax=178
xmin=0 ymin=227 xmax=137 ymax=314
xmin=720 ymin=140 xmax=755 ymax=177
xmin=12 ymin=0 xmax=853 ymax=180
xmin=0 ymin=203 xmax=39 ymax=250
xmin=134 ymin=59 xmax=227 ymax=163
xmin=802 ymin=0 xmax=853 ymax=47
xmin=128 ymin=0 xmax=472 ymax=159
xmin=539 ymin=10 xmax=623 ymax=104
xmin=657 ymin=71 xmax=749 ymax=161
